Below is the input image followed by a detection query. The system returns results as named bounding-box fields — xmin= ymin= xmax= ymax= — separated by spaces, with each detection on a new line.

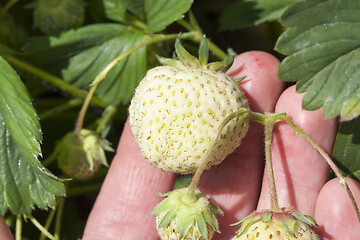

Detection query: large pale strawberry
xmin=129 ymin=37 xmax=249 ymax=174
xmin=231 ymin=209 xmax=319 ymax=240
xmin=150 ymin=187 xmax=223 ymax=240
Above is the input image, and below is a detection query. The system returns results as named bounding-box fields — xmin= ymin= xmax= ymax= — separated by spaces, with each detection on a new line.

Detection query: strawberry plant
xmin=0 ymin=0 xmax=360 ymax=239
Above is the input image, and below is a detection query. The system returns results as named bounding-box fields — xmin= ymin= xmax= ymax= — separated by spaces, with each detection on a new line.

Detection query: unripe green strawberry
xmin=150 ymin=187 xmax=223 ymax=240
xmin=55 ymin=129 xmax=113 ymax=180
xmin=129 ymin=37 xmax=249 ymax=174
xmin=231 ymin=209 xmax=319 ymax=240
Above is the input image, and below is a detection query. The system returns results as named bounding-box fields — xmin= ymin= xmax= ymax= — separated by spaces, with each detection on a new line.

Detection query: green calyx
xmin=55 ymin=129 xmax=113 ymax=177
xmin=149 ymin=187 xmax=223 ymax=239
xmin=231 ymin=209 xmax=318 ymax=238
xmin=157 ymin=35 xmax=236 ymax=72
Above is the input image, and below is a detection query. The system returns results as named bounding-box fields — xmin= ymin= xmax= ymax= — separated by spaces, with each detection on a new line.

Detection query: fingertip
xmin=315 ymin=178 xmax=360 ymax=239
xmin=0 ymin=217 xmax=12 ymax=240
xmin=227 ymin=51 xmax=284 ymax=113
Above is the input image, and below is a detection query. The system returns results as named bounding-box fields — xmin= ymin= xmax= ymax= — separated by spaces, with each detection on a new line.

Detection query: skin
xmin=1 ymin=51 xmax=359 ymax=239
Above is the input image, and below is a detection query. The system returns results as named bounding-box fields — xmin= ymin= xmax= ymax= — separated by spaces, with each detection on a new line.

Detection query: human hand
xmin=0 ymin=52 xmax=351 ymax=240
xmin=81 ymin=51 xmax=360 ymax=240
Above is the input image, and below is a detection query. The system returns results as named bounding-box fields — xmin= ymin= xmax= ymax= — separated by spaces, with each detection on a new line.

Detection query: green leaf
xmin=219 ymin=0 xmax=261 ymax=31
xmin=24 ymin=24 xmax=147 ymax=105
xmin=119 ymin=0 xmax=145 ymax=18
xmin=276 ymin=0 xmax=360 ymax=120
xmin=249 ymin=0 xmax=299 ymax=24
xmin=145 ymin=0 xmax=193 ymax=32
xmin=104 ymin=0 xmax=127 ymax=23
xmin=0 ymin=58 xmax=64 ymax=216
xmin=332 ymin=117 xmax=360 ymax=182
xmin=32 ymin=0 xmax=86 ymax=34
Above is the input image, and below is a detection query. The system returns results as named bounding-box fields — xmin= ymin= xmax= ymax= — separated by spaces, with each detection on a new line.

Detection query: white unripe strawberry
xmin=150 ymin=187 xmax=223 ymax=240
xmin=231 ymin=209 xmax=319 ymax=240
xmin=129 ymin=37 xmax=249 ymax=174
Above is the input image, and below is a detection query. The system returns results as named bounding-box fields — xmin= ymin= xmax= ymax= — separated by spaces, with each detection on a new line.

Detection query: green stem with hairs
xmin=28 ymin=216 xmax=56 ymax=240
xmin=74 ymin=31 xmax=198 ymax=137
xmin=250 ymin=111 xmax=360 ymax=223
xmin=2 ymin=54 xmax=107 ymax=109
xmin=264 ymin=115 xmax=281 ymax=212
xmin=278 ymin=114 xmax=360 ymax=224
xmin=188 ymin=108 xmax=249 ymax=193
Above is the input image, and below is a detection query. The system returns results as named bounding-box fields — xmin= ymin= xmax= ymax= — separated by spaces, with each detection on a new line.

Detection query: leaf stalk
xmin=28 ymin=216 xmax=56 ymax=240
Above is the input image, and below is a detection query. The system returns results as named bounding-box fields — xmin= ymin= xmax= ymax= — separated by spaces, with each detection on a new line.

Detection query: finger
xmin=0 ymin=217 xmax=12 ymax=240
xmin=83 ymin=121 xmax=175 ymax=240
xmin=257 ymin=86 xmax=337 ymax=216
xmin=199 ymin=51 xmax=284 ymax=239
xmin=315 ymin=177 xmax=360 ymax=240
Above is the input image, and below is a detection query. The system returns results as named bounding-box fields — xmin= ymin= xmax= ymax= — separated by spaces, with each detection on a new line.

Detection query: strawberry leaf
xmin=276 ymin=0 xmax=360 ymax=120
xmin=23 ymin=24 xmax=147 ymax=105
xmin=0 ymin=57 xmax=64 ymax=216
xmin=119 ymin=0 xmax=145 ymax=18
xmin=219 ymin=1 xmax=260 ymax=31
xmin=103 ymin=0 xmax=127 ymax=23
xmin=250 ymin=0 xmax=299 ymax=24
xmin=145 ymin=0 xmax=193 ymax=32
xmin=332 ymin=117 xmax=360 ymax=182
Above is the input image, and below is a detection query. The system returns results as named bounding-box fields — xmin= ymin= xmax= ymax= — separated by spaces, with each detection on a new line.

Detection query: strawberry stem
xmin=188 ymin=108 xmax=249 ymax=194
xmin=264 ymin=116 xmax=281 ymax=212
xmin=54 ymin=197 xmax=65 ymax=240
xmin=250 ymin=111 xmax=360 ymax=224
xmin=39 ymin=208 xmax=56 ymax=240
xmin=278 ymin=114 xmax=360 ymax=224
xmin=15 ymin=216 xmax=22 ymax=240
xmin=28 ymin=216 xmax=56 ymax=240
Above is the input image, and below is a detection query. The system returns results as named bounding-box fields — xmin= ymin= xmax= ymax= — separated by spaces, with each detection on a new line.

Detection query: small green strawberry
xmin=150 ymin=187 xmax=223 ymax=240
xmin=231 ymin=209 xmax=319 ymax=240
xmin=31 ymin=0 xmax=85 ymax=34
xmin=55 ymin=129 xmax=113 ymax=180
xmin=129 ymin=37 xmax=249 ymax=174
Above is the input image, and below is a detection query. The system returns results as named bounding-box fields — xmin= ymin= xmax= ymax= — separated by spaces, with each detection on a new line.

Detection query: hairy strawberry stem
xmin=278 ymin=114 xmax=360 ymax=224
xmin=250 ymin=111 xmax=360 ymax=224
xmin=188 ymin=108 xmax=249 ymax=193
xmin=264 ymin=116 xmax=281 ymax=212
